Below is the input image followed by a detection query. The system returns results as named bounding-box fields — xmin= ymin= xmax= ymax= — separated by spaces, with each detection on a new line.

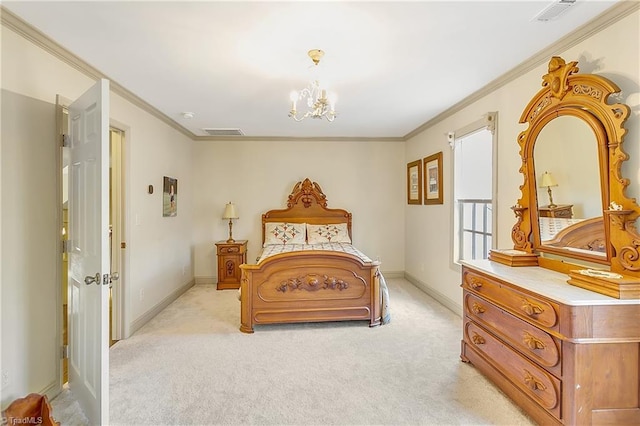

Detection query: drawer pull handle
xmin=523 ymin=370 xmax=547 ymax=391
xmin=469 ymin=278 xmax=483 ymax=289
xmin=523 ymin=332 xmax=546 ymax=350
xmin=521 ymin=299 xmax=544 ymax=317
xmin=471 ymin=302 xmax=486 ymax=314
xmin=225 ymin=247 xmax=239 ymax=253
xmin=471 ymin=332 xmax=485 ymax=345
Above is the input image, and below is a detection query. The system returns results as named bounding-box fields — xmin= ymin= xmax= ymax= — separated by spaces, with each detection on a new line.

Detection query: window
xmin=452 ymin=113 xmax=497 ymax=263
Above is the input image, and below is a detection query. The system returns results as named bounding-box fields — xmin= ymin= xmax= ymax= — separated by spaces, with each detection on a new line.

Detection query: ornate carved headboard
xmin=262 ymin=178 xmax=352 ymax=245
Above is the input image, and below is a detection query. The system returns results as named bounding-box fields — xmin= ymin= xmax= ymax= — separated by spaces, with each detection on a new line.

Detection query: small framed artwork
xmin=424 ymin=152 xmax=443 ymax=205
xmin=407 ymin=159 xmax=422 ymax=205
xmin=163 ymin=176 xmax=178 ymax=217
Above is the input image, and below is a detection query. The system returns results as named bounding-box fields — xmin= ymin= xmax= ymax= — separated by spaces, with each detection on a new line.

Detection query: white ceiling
xmin=3 ymin=1 xmax=620 ymax=139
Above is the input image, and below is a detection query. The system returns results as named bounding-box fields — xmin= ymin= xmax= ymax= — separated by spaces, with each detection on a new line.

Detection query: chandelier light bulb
xmin=328 ymin=93 xmax=337 ymax=111
xmin=290 ymin=91 xmax=298 ymax=112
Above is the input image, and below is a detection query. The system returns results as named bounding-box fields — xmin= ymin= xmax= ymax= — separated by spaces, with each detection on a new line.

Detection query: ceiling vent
xmin=202 ymin=128 xmax=244 ymax=136
xmin=533 ymin=0 xmax=577 ymax=22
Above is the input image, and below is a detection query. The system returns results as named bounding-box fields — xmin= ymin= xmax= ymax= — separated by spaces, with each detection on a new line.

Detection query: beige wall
xmin=404 ymin=9 xmax=640 ymax=312
xmin=109 ymin=92 xmax=195 ymax=327
xmin=192 ymin=139 xmax=405 ymax=280
xmin=1 ymin=90 xmax=60 ymax=406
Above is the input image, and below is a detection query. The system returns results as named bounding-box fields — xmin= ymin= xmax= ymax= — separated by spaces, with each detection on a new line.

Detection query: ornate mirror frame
xmin=492 ymin=56 xmax=640 ymax=298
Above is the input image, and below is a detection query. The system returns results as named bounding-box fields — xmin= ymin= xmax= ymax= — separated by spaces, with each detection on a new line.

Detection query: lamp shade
xmin=539 ymin=172 xmax=558 ymax=188
xmin=222 ymin=202 xmax=238 ymax=219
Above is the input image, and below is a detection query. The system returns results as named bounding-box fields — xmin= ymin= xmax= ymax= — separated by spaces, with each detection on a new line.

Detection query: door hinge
xmin=121 ymin=241 xmax=127 ymax=249
xmin=62 ymin=240 xmax=69 ymax=253
xmin=61 ymin=134 xmax=70 ymax=147
xmin=61 ymin=345 xmax=69 ymax=359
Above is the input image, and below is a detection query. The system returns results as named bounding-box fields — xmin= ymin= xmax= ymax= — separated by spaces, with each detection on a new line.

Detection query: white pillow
xmin=263 ymin=222 xmax=306 ymax=247
xmin=307 ymin=223 xmax=351 ymax=244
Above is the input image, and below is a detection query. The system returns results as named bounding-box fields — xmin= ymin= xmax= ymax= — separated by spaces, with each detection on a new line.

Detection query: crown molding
xmin=3 ymin=2 xmax=636 ymax=143
xmin=193 ymin=135 xmax=404 ymax=142
xmin=1 ymin=6 xmax=197 ymax=140
xmin=403 ymin=1 xmax=640 ymax=140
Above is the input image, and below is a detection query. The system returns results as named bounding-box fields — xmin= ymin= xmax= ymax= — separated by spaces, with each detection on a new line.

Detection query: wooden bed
xmin=541 ymin=216 xmax=606 ymax=253
xmin=239 ymin=178 xmax=382 ymax=333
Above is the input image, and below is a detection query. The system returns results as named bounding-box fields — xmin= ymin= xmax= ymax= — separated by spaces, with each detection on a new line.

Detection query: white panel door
xmin=68 ymin=79 xmax=110 ymax=425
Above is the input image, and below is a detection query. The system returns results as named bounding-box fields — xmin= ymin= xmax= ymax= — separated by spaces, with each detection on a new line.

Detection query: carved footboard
xmin=239 ymin=251 xmax=381 ymax=333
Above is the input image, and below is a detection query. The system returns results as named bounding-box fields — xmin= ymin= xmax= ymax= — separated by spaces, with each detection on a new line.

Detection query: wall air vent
xmin=202 ymin=128 xmax=244 ymax=136
xmin=533 ymin=0 xmax=577 ymax=22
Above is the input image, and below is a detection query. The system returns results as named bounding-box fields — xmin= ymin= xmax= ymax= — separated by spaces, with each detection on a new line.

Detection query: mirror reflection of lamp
xmin=222 ymin=202 xmax=239 ymax=243
xmin=539 ymin=171 xmax=558 ymax=208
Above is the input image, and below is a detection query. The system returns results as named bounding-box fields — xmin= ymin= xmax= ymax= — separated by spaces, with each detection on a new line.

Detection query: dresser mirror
xmin=504 ymin=56 xmax=640 ymax=281
xmin=533 ymin=115 xmax=606 ymax=261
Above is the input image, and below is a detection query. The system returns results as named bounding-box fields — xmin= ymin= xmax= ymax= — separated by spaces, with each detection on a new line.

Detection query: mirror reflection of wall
xmin=534 ymin=116 xmax=601 ymax=219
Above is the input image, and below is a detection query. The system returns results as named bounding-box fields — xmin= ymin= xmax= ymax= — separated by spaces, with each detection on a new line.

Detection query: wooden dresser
xmin=538 ymin=204 xmax=573 ymax=218
xmin=461 ymin=260 xmax=640 ymax=425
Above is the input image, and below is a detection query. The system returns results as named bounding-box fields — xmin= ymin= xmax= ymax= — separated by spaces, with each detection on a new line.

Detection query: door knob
xmin=105 ymin=272 xmax=120 ymax=288
xmin=84 ymin=273 xmax=101 ymax=285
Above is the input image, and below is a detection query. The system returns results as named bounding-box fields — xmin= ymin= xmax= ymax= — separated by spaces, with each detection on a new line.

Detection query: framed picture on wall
xmin=424 ymin=152 xmax=443 ymax=205
xmin=163 ymin=176 xmax=178 ymax=217
xmin=407 ymin=160 xmax=422 ymax=205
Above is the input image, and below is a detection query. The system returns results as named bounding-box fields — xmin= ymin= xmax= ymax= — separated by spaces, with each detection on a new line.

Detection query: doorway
xmin=109 ymin=128 xmax=125 ymax=346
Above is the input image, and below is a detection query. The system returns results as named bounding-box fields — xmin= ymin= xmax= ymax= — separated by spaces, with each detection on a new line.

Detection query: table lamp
xmin=539 ymin=172 xmax=558 ymax=208
xmin=222 ymin=202 xmax=238 ymax=243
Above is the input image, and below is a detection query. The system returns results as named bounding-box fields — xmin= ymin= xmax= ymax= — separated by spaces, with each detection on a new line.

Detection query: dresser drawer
xmin=552 ymin=208 xmax=572 ymax=218
xmin=464 ymin=292 xmax=561 ymax=375
xmin=218 ymin=245 xmax=245 ymax=254
xmin=464 ymin=320 xmax=561 ymax=419
xmin=462 ymin=269 xmax=559 ymax=331
xmin=539 ymin=205 xmax=573 ymax=219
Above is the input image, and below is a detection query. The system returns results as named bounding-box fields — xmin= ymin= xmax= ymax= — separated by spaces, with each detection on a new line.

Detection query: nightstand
xmin=215 ymin=240 xmax=247 ymax=290
xmin=538 ymin=204 xmax=573 ymax=218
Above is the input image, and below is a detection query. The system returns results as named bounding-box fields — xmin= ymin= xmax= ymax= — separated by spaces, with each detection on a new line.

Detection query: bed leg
xmin=370 ymin=266 xmax=382 ymax=328
xmin=240 ymin=323 xmax=254 ymax=334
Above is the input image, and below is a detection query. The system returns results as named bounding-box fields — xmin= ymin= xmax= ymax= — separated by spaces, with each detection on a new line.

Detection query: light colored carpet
xmin=49 ymin=383 xmax=89 ymax=426
xmin=51 ymin=278 xmax=534 ymax=425
xmin=105 ymin=278 xmax=534 ymax=426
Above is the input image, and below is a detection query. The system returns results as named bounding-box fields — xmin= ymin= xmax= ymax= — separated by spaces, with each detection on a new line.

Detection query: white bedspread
xmin=258 ymin=242 xmax=373 ymax=263
xmin=539 ymin=217 xmax=584 ymax=242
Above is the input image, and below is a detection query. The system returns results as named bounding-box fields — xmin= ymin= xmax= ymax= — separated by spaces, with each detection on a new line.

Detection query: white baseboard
xmin=40 ymin=380 xmax=61 ymax=403
xmin=404 ymin=272 xmax=462 ymax=317
xmin=381 ymin=270 xmax=404 ymax=279
xmin=129 ymin=278 xmax=195 ymax=335
xmin=195 ymin=276 xmax=216 ymax=285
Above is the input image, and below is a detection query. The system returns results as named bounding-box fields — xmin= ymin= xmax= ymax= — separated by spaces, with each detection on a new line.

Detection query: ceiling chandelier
xmin=289 ymin=49 xmax=337 ymax=122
